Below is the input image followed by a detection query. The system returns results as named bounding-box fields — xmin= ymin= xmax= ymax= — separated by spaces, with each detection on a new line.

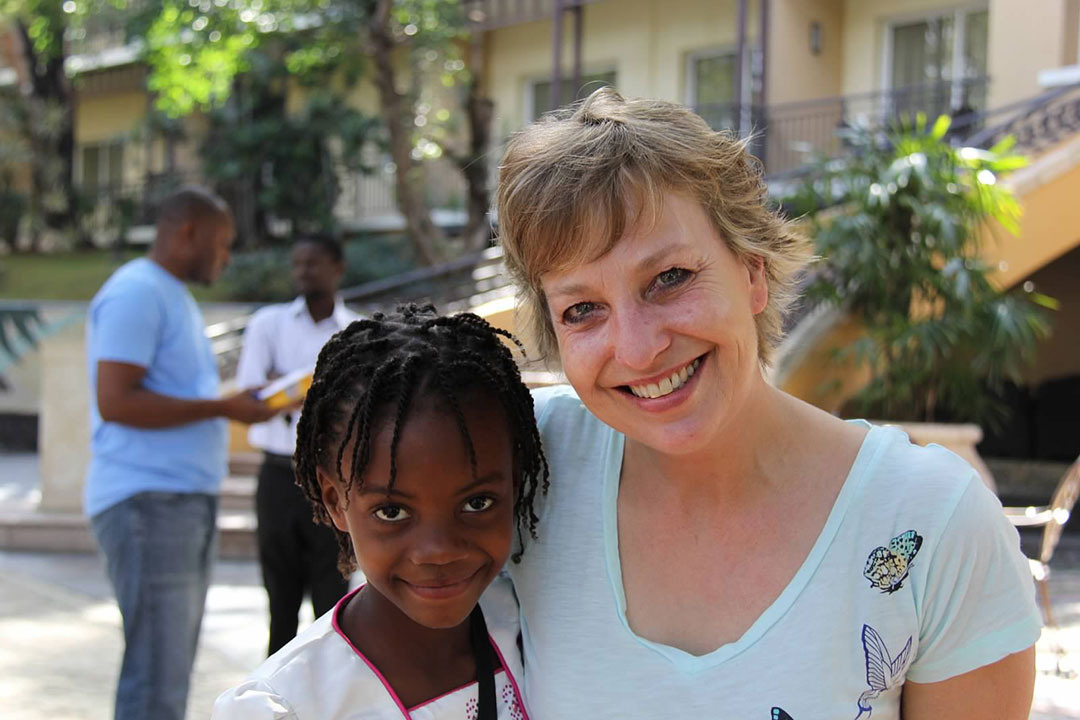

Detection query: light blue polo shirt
xmin=85 ymin=257 xmax=227 ymax=518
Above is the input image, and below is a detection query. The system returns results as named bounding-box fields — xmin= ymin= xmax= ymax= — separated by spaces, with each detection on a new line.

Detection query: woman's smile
xmin=621 ymin=354 xmax=705 ymax=402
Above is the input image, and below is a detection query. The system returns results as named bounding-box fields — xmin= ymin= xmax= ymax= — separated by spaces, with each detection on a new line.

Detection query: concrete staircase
xmin=0 ymin=452 xmax=264 ymax=559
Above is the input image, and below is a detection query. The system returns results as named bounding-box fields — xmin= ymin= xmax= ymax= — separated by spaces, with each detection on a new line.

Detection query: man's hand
xmin=218 ymin=390 xmax=279 ymax=424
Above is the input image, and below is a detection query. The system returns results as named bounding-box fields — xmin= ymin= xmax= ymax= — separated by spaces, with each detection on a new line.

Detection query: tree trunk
xmin=458 ymin=79 xmax=495 ymax=253
xmin=369 ymin=0 xmax=446 ymax=265
xmin=13 ymin=19 xmax=77 ymax=251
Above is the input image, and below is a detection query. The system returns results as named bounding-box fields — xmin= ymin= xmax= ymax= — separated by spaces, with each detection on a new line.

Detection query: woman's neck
xmin=340 ymin=585 xmax=478 ymax=708
xmin=623 ymin=380 xmax=806 ymax=503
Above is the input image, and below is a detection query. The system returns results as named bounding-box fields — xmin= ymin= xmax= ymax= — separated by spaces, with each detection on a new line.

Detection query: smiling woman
xmin=495 ymin=88 xmax=1041 ymax=719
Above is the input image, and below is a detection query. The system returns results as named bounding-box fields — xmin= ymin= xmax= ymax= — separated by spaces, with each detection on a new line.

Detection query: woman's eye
xmin=654 ymin=267 xmax=692 ymax=290
xmin=373 ymin=505 xmax=410 ymax=522
xmin=562 ymin=301 xmax=598 ymax=324
xmin=462 ymin=496 xmax=495 ymax=513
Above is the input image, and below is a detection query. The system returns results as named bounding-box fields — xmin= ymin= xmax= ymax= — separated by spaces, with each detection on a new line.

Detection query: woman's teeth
xmin=629 ymin=358 xmax=701 ymax=399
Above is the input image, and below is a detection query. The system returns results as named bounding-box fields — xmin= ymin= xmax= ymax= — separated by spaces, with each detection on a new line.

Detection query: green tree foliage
xmin=130 ymin=0 xmax=492 ymax=262
xmin=0 ymin=0 xmax=80 ymax=250
xmin=787 ymin=116 xmax=1055 ymax=427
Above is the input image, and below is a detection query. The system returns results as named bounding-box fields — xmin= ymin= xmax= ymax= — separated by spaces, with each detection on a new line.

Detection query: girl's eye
xmin=373 ymin=505 xmax=410 ymax=522
xmin=462 ymin=496 xmax=495 ymax=513
xmin=562 ymin=301 xmax=599 ymax=324
xmin=654 ymin=267 xmax=692 ymax=290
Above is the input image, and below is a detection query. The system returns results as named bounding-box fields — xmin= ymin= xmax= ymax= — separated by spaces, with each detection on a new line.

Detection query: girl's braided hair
xmin=294 ymin=303 xmax=549 ymax=574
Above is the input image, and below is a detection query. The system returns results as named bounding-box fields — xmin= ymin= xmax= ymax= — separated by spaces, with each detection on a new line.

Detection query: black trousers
xmin=256 ymin=453 xmax=348 ymax=655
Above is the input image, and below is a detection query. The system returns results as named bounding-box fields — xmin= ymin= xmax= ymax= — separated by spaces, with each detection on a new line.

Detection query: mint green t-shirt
xmin=509 ymin=386 xmax=1041 ymax=719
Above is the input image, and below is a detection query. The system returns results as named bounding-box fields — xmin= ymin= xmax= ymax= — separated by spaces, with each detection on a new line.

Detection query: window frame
xmin=75 ymin=138 xmax=126 ymax=197
xmin=881 ymin=2 xmax=990 ymax=109
xmin=522 ymin=66 xmax=618 ymax=123
xmin=684 ymin=44 xmax=757 ymax=134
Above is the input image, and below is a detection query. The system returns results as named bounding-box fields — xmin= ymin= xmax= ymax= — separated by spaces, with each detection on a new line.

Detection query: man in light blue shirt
xmin=86 ymin=186 xmax=277 ymax=720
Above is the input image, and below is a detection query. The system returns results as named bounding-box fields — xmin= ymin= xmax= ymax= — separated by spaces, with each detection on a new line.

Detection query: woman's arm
xmin=901 ymin=646 xmax=1035 ymax=719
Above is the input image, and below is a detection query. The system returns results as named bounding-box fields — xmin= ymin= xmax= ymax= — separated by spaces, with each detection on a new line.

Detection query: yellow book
xmin=256 ymin=368 xmax=314 ymax=410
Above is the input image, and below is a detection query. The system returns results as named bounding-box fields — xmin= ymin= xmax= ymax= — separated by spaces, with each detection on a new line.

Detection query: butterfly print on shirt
xmin=864 ymin=530 xmax=923 ymax=594
xmin=854 ymin=624 xmax=913 ymax=720
xmin=772 ymin=708 xmax=794 ymax=720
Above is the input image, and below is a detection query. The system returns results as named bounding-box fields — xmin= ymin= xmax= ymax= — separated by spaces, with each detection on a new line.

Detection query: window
xmin=888 ymin=7 xmax=989 ymax=119
xmin=78 ymin=141 xmax=125 ymax=197
xmin=527 ymin=71 xmax=617 ymax=122
xmin=685 ymin=47 xmax=760 ymax=134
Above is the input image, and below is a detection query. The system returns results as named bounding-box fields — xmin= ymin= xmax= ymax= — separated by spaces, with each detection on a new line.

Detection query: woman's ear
xmin=317 ymin=467 xmax=349 ymax=533
xmin=747 ymin=255 xmax=768 ymax=315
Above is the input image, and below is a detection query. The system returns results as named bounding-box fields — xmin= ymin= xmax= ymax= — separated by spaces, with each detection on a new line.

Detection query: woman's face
xmin=540 ymin=191 xmax=768 ymax=457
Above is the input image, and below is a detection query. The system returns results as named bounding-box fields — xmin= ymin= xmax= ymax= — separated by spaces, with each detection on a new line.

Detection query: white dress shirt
xmin=236 ymin=296 xmax=358 ymax=456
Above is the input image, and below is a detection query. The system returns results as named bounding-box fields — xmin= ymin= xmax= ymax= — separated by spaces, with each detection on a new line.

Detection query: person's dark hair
xmin=294 ymin=232 xmax=344 ymax=263
xmin=156 ymin=185 xmax=230 ymax=231
xmin=294 ymin=303 xmax=549 ymax=573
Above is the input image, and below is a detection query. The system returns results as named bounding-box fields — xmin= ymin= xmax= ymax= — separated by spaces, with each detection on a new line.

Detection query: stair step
xmin=229 ymin=451 xmax=263 ymax=478
xmin=220 ymin=475 xmax=256 ymax=511
xmin=0 ymin=507 xmax=260 ymax=559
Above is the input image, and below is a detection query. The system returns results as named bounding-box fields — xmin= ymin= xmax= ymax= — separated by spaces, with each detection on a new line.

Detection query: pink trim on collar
xmin=330 ymin=584 xmax=527 ymax=718
xmin=488 ymin=632 xmax=531 ymax=720
xmin=331 ymin=585 xmax=412 ymax=719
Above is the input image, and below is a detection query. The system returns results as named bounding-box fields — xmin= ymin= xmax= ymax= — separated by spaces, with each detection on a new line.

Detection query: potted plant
xmin=786 ymin=115 xmax=1056 ymax=488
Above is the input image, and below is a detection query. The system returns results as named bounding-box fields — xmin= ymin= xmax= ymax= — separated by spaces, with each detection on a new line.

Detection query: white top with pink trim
xmin=211 ymin=576 xmax=528 ymax=720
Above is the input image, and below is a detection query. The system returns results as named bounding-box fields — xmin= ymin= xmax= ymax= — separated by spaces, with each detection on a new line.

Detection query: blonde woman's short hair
xmin=496 ymin=88 xmax=812 ymax=367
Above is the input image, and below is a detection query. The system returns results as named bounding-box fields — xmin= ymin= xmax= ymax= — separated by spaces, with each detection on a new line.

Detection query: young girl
xmin=213 ymin=304 xmax=548 ymax=719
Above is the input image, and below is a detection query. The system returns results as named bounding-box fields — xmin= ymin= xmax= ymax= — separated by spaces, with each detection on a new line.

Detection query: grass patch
xmin=0 ymin=250 xmax=243 ymax=303
xmin=0 ymin=233 xmax=416 ymax=303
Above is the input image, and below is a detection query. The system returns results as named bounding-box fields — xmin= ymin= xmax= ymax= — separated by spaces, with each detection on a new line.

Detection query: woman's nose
xmin=611 ymin=303 xmax=670 ymax=371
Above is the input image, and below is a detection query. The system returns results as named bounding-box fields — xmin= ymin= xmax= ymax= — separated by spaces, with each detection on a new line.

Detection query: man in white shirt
xmin=235 ymin=234 xmax=358 ymax=654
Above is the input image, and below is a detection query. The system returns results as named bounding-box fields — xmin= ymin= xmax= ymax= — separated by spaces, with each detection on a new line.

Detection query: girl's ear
xmin=317 ymin=467 xmax=349 ymax=533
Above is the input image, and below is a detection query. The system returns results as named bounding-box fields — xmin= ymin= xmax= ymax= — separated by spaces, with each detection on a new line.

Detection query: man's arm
xmin=97 ymin=360 xmax=278 ymax=428
xmin=901 ymin=646 xmax=1035 ymax=719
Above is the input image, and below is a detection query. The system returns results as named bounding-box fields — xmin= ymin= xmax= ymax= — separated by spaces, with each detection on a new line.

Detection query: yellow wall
xmin=486 ymin=0 xmax=757 ymax=137
xmin=75 ymin=90 xmax=146 ymax=145
xmin=987 ymin=0 xmax=1074 ymax=108
xmin=767 ymin=0 xmax=844 ymax=104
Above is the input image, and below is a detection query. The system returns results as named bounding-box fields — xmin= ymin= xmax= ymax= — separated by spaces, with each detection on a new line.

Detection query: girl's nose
xmin=409 ymin=520 xmax=470 ymax=566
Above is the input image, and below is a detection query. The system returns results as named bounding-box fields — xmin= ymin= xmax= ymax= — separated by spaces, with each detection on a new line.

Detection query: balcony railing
xmin=462 ymin=0 xmax=602 ymax=30
xmin=696 ymin=77 xmax=991 ymax=177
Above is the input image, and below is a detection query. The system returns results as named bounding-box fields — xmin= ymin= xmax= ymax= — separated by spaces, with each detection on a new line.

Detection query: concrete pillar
xmin=38 ymin=321 xmax=90 ymax=514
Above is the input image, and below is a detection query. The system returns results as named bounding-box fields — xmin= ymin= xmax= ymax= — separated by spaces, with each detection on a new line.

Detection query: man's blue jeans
xmin=91 ymin=491 xmax=218 ymax=720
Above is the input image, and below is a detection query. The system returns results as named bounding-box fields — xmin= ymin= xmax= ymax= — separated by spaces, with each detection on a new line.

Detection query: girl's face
xmin=318 ymin=394 xmax=515 ymax=630
xmin=540 ymin=191 xmax=768 ymax=458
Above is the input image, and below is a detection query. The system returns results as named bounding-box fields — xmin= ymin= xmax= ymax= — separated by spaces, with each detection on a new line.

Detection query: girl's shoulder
xmin=211 ymin=610 xmax=404 ymax=719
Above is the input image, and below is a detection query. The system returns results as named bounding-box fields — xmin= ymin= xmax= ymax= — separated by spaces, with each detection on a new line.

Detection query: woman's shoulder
xmin=841 ymin=421 xmax=1006 ymax=546
xmin=853 ymin=422 xmax=982 ymax=497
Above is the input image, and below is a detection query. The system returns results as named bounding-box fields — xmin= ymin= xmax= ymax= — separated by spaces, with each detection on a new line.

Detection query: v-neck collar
xmin=600 ymin=420 xmax=889 ymax=673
